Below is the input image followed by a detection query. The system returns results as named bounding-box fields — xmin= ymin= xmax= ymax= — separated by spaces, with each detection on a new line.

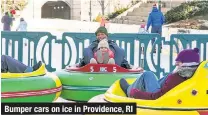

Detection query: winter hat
xmin=95 ymin=26 xmax=108 ymax=36
xmin=140 ymin=24 xmax=145 ymax=28
xmin=175 ymin=48 xmax=200 ymax=65
xmin=20 ymin=18 xmax=24 ymax=21
xmin=98 ymin=39 xmax=109 ymax=49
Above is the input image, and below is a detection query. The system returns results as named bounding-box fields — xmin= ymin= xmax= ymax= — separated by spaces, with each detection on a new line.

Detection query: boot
xmin=90 ymin=58 xmax=97 ymax=64
xmin=108 ymin=58 xmax=115 ymax=64
xmin=33 ymin=61 xmax=42 ymax=71
xmin=119 ymin=78 xmax=130 ymax=96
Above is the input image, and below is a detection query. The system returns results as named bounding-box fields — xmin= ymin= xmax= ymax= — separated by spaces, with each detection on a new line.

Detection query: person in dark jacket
xmin=146 ymin=4 xmax=165 ymax=52
xmin=78 ymin=26 xmax=138 ymax=69
xmin=1 ymin=55 xmax=42 ymax=73
xmin=1 ymin=12 xmax=13 ymax=31
xmin=120 ymin=48 xmax=200 ymax=100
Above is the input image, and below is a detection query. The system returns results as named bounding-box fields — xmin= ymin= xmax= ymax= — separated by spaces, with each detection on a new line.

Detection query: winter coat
xmin=79 ymin=39 xmax=132 ymax=69
xmin=147 ymin=7 xmax=165 ymax=30
xmin=17 ymin=21 xmax=27 ymax=31
xmin=1 ymin=15 xmax=13 ymax=31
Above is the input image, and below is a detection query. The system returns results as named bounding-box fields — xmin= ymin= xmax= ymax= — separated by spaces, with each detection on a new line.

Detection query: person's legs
xmin=158 ymin=26 xmax=163 ymax=50
xmin=126 ymin=71 xmax=160 ymax=96
xmin=142 ymin=71 xmax=161 ymax=92
xmin=158 ymin=75 xmax=168 ymax=87
xmin=151 ymin=37 xmax=156 ymax=46
xmin=126 ymin=75 xmax=144 ymax=96
xmin=83 ymin=48 xmax=94 ymax=64
xmin=158 ymin=27 xmax=162 ymax=36
xmin=1 ymin=55 xmax=8 ymax=73
xmin=103 ymin=52 xmax=110 ymax=64
xmin=96 ymin=50 xmax=104 ymax=64
xmin=1 ymin=55 xmax=27 ymax=73
xmin=151 ymin=27 xmax=157 ymax=53
xmin=151 ymin=27 xmax=157 ymax=46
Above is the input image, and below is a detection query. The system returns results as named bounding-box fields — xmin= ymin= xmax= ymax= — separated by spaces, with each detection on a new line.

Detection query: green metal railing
xmin=1 ymin=31 xmax=56 ymax=71
xmin=1 ymin=31 xmax=208 ymax=77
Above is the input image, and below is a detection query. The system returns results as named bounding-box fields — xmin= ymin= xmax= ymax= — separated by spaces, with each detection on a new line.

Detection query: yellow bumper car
xmin=104 ymin=61 xmax=208 ymax=115
xmin=1 ymin=63 xmax=62 ymax=102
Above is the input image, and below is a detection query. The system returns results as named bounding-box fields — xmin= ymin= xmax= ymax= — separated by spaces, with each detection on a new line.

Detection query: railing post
xmin=140 ymin=43 xmax=145 ymax=68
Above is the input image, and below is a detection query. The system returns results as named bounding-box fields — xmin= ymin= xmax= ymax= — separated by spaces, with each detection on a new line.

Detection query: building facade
xmin=21 ymin=0 xmax=133 ymax=21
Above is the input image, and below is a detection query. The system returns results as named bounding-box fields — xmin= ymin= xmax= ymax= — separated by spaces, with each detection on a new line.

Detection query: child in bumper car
xmin=90 ymin=39 xmax=115 ymax=64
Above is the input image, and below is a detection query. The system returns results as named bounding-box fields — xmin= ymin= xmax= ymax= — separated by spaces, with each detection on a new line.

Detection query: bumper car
xmin=1 ymin=63 xmax=62 ymax=102
xmin=55 ymin=63 xmax=142 ymax=102
xmin=104 ymin=61 xmax=208 ymax=115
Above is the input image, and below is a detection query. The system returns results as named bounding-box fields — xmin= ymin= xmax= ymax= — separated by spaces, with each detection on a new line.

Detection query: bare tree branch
xmin=97 ymin=0 xmax=110 ymax=15
xmin=97 ymin=0 xmax=102 ymax=6
xmin=104 ymin=0 xmax=110 ymax=9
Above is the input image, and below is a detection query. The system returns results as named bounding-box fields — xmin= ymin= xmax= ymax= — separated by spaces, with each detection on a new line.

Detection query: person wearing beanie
xmin=138 ymin=24 xmax=148 ymax=33
xmin=90 ymin=39 xmax=115 ymax=64
xmin=76 ymin=26 xmax=142 ymax=71
xmin=119 ymin=48 xmax=200 ymax=100
xmin=95 ymin=26 xmax=108 ymax=41
xmin=175 ymin=48 xmax=200 ymax=66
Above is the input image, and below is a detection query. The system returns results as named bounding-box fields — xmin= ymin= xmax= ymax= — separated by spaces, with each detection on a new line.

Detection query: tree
xmin=97 ymin=0 xmax=109 ymax=15
xmin=1 ymin=0 xmax=27 ymax=13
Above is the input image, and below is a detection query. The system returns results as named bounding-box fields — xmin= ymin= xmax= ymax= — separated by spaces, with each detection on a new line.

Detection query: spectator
xmin=138 ymin=24 xmax=148 ymax=33
xmin=146 ymin=4 xmax=165 ymax=52
xmin=16 ymin=18 xmax=27 ymax=31
xmin=1 ymin=12 xmax=13 ymax=31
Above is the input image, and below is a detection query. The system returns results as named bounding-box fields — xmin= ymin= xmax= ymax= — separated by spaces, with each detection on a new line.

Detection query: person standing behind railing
xmin=16 ymin=18 xmax=27 ymax=31
xmin=139 ymin=24 xmax=148 ymax=33
xmin=1 ymin=12 xmax=13 ymax=31
xmin=146 ymin=4 xmax=165 ymax=53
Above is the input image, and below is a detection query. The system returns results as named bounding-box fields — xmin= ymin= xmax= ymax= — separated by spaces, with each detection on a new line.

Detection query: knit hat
xmin=175 ymin=48 xmax=200 ymax=65
xmin=95 ymin=26 xmax=108 ymax=36
xmin=98 ymin=39 xmax=109 ymax=49
xmin=20 ymin=18 xmax=24 ymax=21
xmin=140 ymin=24 xmax=145 ymax=28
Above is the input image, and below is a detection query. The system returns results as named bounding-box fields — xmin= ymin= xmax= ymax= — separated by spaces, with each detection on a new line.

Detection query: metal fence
xmin=1 ymin=31 xmax=208 ymax=77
